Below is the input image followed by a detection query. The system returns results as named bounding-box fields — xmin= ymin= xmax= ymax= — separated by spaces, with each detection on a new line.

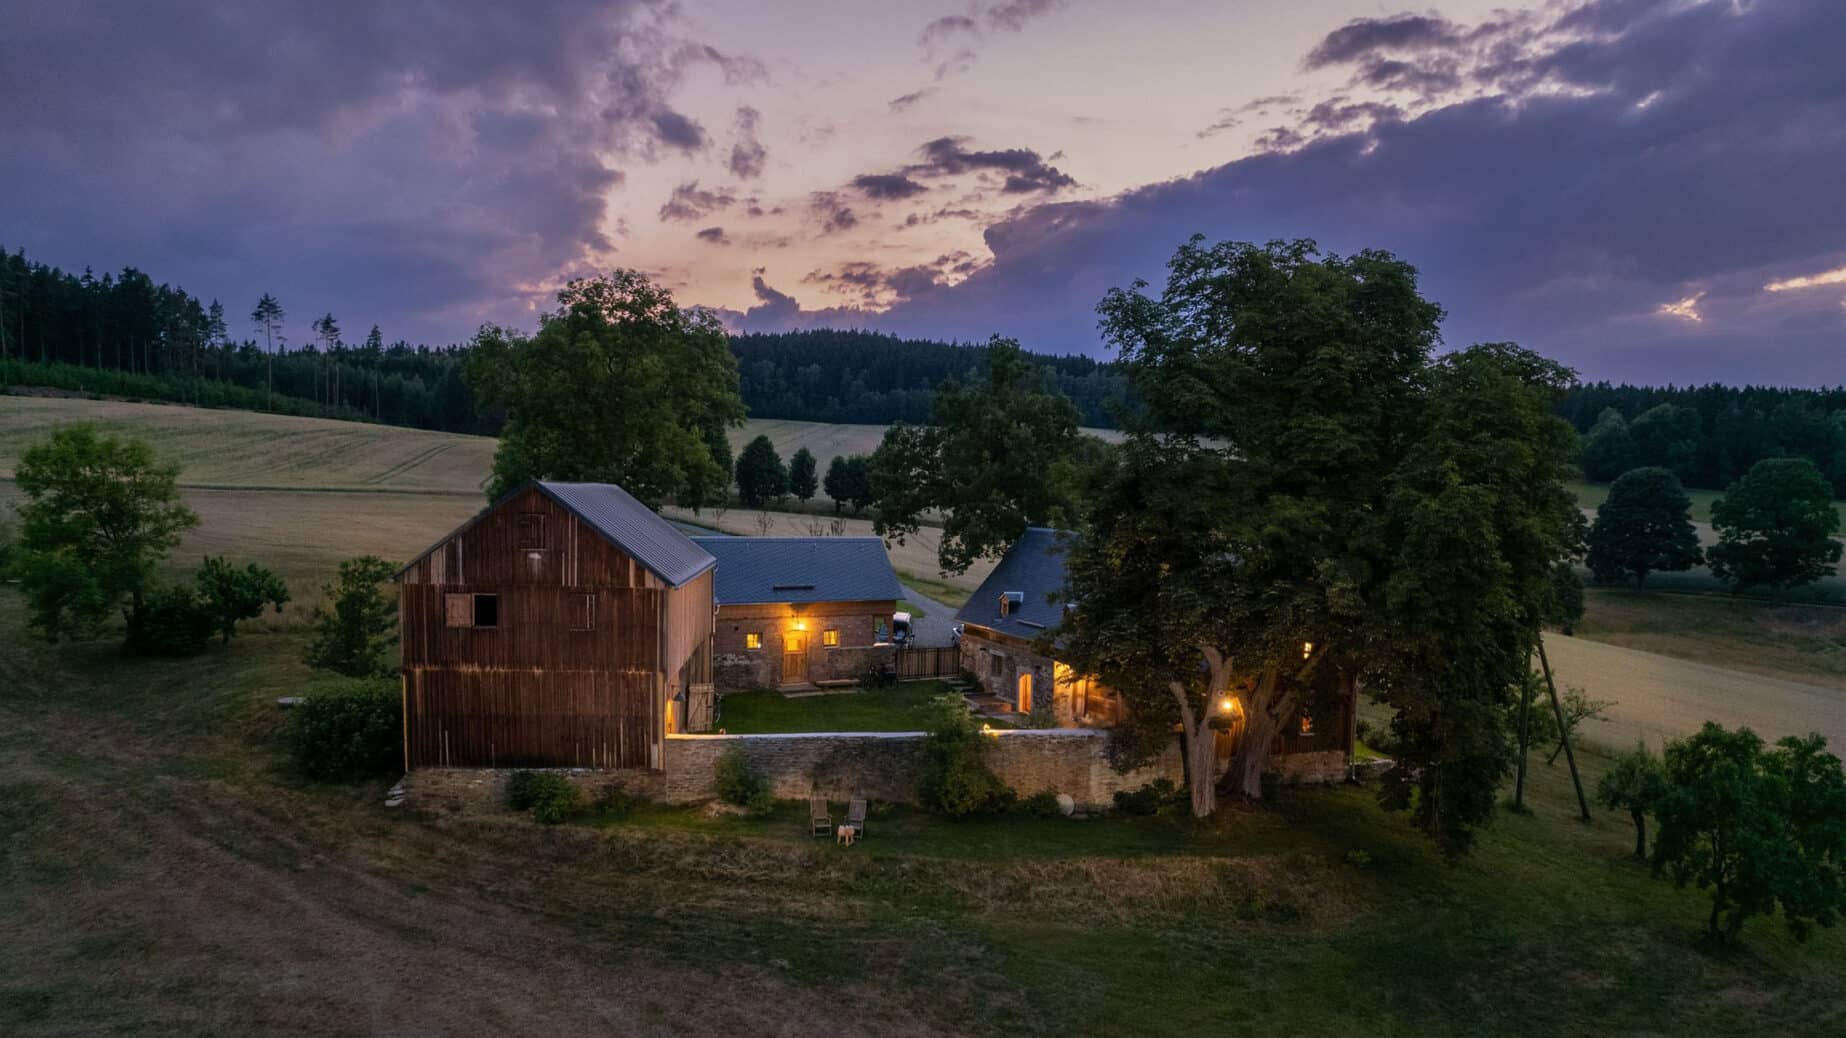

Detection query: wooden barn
xmin=397 ymin=481 xmax=717 ymax=770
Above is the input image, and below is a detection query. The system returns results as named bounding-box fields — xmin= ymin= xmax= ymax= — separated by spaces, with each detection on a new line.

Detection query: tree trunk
xmin=1630 ymin=809 xmax=1647 ymax=860
xmin=1184 ymin=718 xmax=1217 ymax=818
xmin=1226 ymin=700 xmax=1288 ymax=799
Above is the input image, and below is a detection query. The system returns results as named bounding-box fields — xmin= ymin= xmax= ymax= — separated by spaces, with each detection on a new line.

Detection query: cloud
xmin=888 ymin=88 xmax=935 ymax=111
xmin=852 ymin=173 xmax=930 ymax=200
xmin=1303 ymin=14 xmax=1464 ymax=69
xmin=695 ymin=226 xmax=730 ymax=245
xmin=912 ymin=136 xmax=1077 ymax=194
xmin=919 ymin=15 xmax=978 ymax=47
xmin=846 ymin=0 xmax=1846 ymax=384
xmin=0 ymin=0 xmax=720 ymax=344
xmin=1765 ymin=266 xmax=1846 ymax=293
xmin=1657 ymin=292 xmax=1705 ymax=323
xmin=728 ymin=105 xmax=767 ymax=179
xmin=658 ymin=181 xmax=737 ymax=223
xmin=986 ymin=0 xmax=1066 ymax=33
xmin=649 ymin=109 xmax=708 ymax=152
xmin=808 ymin=192 xmax=859 ymax=234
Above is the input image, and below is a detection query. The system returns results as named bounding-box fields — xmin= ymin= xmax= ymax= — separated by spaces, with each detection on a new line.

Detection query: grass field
xmin=4 ymin=597 xmax=1844 ymax=1035
xmin=716 ymin=681 xmax=953 ymax=733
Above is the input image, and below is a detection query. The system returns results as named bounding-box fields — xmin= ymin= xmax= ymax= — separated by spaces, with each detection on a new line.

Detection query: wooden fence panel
xmin=895 ymin=646 xmax=960 ymax=680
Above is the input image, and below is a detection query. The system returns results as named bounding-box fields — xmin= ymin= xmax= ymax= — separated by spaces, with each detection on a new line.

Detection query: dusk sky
xmin=4 ymin=0 xmax=1843 ymax=384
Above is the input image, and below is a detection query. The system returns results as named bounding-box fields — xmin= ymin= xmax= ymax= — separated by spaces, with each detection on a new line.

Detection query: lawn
xmin=1575 ymin=589 xmax=1846 ymax=687
xmin=5 ymin=590 xmax=1846 ymax=1035
xmin=716 ymin=680 xmax=953 ymax=733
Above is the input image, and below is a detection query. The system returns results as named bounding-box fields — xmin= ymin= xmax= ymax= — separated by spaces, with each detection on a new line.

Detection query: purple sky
xmin=3 ymin=0 xmax=1843 ymax=384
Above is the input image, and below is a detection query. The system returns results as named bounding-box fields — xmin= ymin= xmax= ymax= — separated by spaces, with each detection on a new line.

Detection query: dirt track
xmin=1541 ymin=633 xmax=1846 ymax=752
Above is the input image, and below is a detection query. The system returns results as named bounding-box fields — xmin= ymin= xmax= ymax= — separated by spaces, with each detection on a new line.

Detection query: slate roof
xmin=690 ymin=536 xmax=903 ymax=605
xmin=397 ymin=480 xmax=716 ymax=589
xmin=954 ymin=527 xmax=1072 ymax=640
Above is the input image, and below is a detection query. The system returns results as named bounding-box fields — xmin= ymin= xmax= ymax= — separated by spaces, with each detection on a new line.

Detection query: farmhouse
xmin=692 ymin=536 xmax=902 ymax=692
xmin=397 ymin=481 xmax=718 ymax=769
xmin=958 ymin=528 xmax=1355 ymax=779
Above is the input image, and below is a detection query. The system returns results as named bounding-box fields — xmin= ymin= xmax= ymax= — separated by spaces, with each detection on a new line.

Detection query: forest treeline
xmin=3 ymin=244 xmax=1842 ymax=493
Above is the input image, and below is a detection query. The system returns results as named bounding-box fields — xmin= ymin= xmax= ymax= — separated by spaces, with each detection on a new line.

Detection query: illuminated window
xmin=745 ymin=632 xmax=763 ymax=650
xmin=822 ymin=628 xmax=840 ymax=647
xmin=1299 ymin=712 xmax=1315 ymax=735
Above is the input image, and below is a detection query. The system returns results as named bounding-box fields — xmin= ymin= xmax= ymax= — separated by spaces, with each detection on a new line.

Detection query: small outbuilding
xmin=692 ymin=536 xmax=903 ymax=691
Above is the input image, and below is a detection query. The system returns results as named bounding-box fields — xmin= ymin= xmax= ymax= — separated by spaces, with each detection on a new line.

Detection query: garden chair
xmin=809 ymin=798 xmax=832 ymax=837
xmin=846 ymin=798 xmax=867 ymax=838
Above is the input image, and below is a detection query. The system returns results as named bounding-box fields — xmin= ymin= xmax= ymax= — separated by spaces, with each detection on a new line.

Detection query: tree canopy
xmin=11 ymin=424 xmax=198 ymax=642
xmin=1586 ymin=467 xmax=1702 ymax=587
xmin=464 ymin=271 xmax=744 ymax=505
xmin=1061 ymin=236 xmax=1579 ymax=850
xmin=1706 ymin=457 xmax=1842 ymax=592
xmin=787 ymin=446 xmax=819 ymax=504
xmin=735 ymin=434 xmax=788 ymax=507
xmin=869 ymin=336 xmax=1085 ymax=574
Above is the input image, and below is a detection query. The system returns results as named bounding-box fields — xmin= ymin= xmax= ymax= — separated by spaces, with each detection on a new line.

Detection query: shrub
xmin=917 ymin=695 xmax=1014 ymax=817
xmin=125 ymin=584 xmax=216 ymax=657
xmin=593 ymin=782 xmax=647 ymax=820
xmin=1112 ymin=778 xmax=1178 ymax=816
xmin=714 ymin=747 xmax=774 ymax=814
xmin=194 ymin=555 xmax=288 ymax=644
xmin=506 ymin=771 xmax=582 ymax=824
xmin=1020 ymin=790 xmax=1063 ymax=818
xmin=288 ymin=678 xmax=401 ymax=781
xmin=304 ymin=555 xmax=398 ymax=677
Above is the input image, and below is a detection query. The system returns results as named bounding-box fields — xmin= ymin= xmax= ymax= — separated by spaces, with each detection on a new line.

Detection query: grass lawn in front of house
xmin=715 ymin=679 xmax=955 ymax=733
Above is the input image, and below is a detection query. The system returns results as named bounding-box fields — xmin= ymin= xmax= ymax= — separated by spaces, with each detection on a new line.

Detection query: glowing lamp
xmin=1302 ymin=640 xmax=1314 ymax=659
xmin=792 ymin=618 xmax=807 ymax=632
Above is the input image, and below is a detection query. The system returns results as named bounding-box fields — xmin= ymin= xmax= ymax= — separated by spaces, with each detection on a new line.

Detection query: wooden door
xmin=1016 ymin=671 xmax=1033 ymax=713
xmin=782 ymin=631 xmax=809 ymax=683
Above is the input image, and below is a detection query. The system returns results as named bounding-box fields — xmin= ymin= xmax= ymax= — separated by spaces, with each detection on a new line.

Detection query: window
xmin=745 ymin=632 xmax=762 ymax=650
xmin=999 ymin=590 xmax=1023 ymax=617
xmin=568 ymin=592 xmax=594 ymax=631
xmin=448 ymin=593 xmax=499 ymax=628
xmin=989 ymin=653 xmax=1003 ymax=677
xmin=1298 ymin=712 xmax=1315 ymax=736
xmin=874 ymin=618 xmax=888 ymax=642
xmin=822 ymin=628 xmax=840 ymax=647
xmin=516 ymin=513 xmax=545 ymax=549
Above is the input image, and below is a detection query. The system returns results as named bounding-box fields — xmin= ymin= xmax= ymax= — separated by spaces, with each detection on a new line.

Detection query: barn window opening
xmin=745 ymin=632 xmax=763 ymax=650
xmin=874 ymin=618 xmax=888 ymax=642
xmin=569 ymin=592 xmax=594 ymax=631
xmin=516 ymin=513 xmax=545 ymax=549
xmin=989 ymin=653 xmax=1003 ymax=677
xmin=1299 ymin=712 xmax=1315 ymax=736
xmin=473 ymin=594 xmax=499 ymax=628
xmin=822 ymin=628 xmax=840 ymax=647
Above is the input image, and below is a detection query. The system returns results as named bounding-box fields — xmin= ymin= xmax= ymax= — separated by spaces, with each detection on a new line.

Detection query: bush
xmin=714 ymin=747 xmax=774 ymax=814
xmin=593 ymin=782 xmax=647 ymax=820
xmin=506 ymin=771 xmax=582 ymax=824
xmin=304 ymin=555 xmax=398 ymax=677
xmin=288 ymin=678 xmax=401 ymax=781
xmin=1020 ymin=790 xmax=1063 ymax=818
xmin=1113 ymin=778 xmax=1178 ymax=816
xmin=917 ymin=695 xmax=1014 ymax=817
xmin=125 ymin=584 xmax=216 ymax=657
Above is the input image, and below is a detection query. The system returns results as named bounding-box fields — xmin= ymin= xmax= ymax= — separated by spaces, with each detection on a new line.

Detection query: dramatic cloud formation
xmin=913 ymin=137 xmax=1077 ymax=194
xmin=658 ymin=181 xmax=737 ymax=222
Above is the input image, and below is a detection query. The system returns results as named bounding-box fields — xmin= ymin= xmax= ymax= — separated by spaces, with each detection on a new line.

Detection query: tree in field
xmin=1545 ymin=562 xmax=1586 ymax=634
xmin=679 ymin=420 xmax=734 ymax=514
xmin=1651 ymin=724 xmax=1846 ymax=947
xmin=1062 ymin=236 xmax=1579 ymax=844
xmin=1630 ymin=402 xmax=1701 ymax=479
xmin=1586 ymin=467 xmax=1702 ymax=587
xmin=194 ymin=556 xmax=289 ymax=644
xmin=787 ymin=447 xmax=819 ymax=505
xmin=1706 ymin=458 xmax=1842 ymax=593
xmin=11 ymin=425 xmax=198 ymax=643
xmin=1596 ymin=742 xmax=1667 ymax=860
xmin=251 ymin=293 xmax=284 ymax=407
xmin=1579 ymin=407 xmax=1638 ymax=482
xmin=464 ymin=271 xmax=745 ymax=505
xmin=869 ymin=337 xmax=1083 ymax=574
xmin=304 ymin=556 xmax=399 ymax=677
xmin=824 ymin=454 xmax=874 ymax=514
xmin=735 ymin=435 xmax=788 ymax=507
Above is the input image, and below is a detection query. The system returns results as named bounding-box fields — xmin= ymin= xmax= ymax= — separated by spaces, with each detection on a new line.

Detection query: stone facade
xmin=958 ymin=626 xmax=1120 ymax=726
xmin=711 ymin=599 xmax=896 ymax=690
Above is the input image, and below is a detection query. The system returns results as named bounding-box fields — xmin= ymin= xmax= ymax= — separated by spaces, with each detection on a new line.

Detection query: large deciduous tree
xmin=787 ymin=447 xmax=819 ymax=505
xmin=1706 ymin=457 xmax=1842 ymax=593
xmin=734 ymin=435 xmax=788 ymax=507
xmin=1579 ymin=407 xmax=1638 ymax=482
xmin=1585 ymin=467 xmax=1702 ymax=587
xmin=1061 ymin=239 xmax=1577 ymax=854
xmin=11 ymin=424 xmax=198 ymax=643
xmin=464 ymin=271 xmax=745 ymax=506
xmin=869 ymin=336 xmax=1083 ymax=574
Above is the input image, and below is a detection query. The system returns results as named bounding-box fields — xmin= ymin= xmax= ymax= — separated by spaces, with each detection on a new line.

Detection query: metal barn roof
xmin=690 ymin=536 xmax=903 ymax=605
xmin=954 ymin=527 xmax=1072 ymax=640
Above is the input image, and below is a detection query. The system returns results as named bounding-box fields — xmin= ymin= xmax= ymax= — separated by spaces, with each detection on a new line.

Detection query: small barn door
xmin=782 ymin=631 xmax=809 ymax=683
xmin=1016 ymin=672 xmax=1033 ymax=713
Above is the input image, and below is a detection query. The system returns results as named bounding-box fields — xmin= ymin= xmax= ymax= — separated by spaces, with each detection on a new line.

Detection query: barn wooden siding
xmin=400 ymin=486 xmax=680 ymax=769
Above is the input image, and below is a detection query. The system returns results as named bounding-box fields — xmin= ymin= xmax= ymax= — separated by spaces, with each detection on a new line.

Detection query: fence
xmin=894 ymin=645 xmax=959 ymax=680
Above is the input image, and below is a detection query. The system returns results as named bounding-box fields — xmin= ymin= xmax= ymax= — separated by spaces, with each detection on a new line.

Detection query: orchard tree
xmin=1586 ymin=467 xmax=1702 ymax=587
xmin=194 ymin=555 xmax=289 ymax=644
xmin=787 ymin=447 xmax=819 ymax=505
xmin=305 ymin=556 xmax=398 ymax=677
xmin=1706 ymin=458 xmax=1842 ymax=593
xmin=1652 ymin=724 xmax=1846 ymax=947
xmin=735 ymin=435 xmax=788 ymax=507
xmin=869 ymin=336 xmax=1083 ymax=574
xmin=1596 ymin=742 xmax=1667 ymax=860
xmin=464 ymin=271 xmax=745 ymax=506
xmin=11 ymin=424 xmax=198 ymax=643
xmin=824 ymin=454 xmax=874 ymax=514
